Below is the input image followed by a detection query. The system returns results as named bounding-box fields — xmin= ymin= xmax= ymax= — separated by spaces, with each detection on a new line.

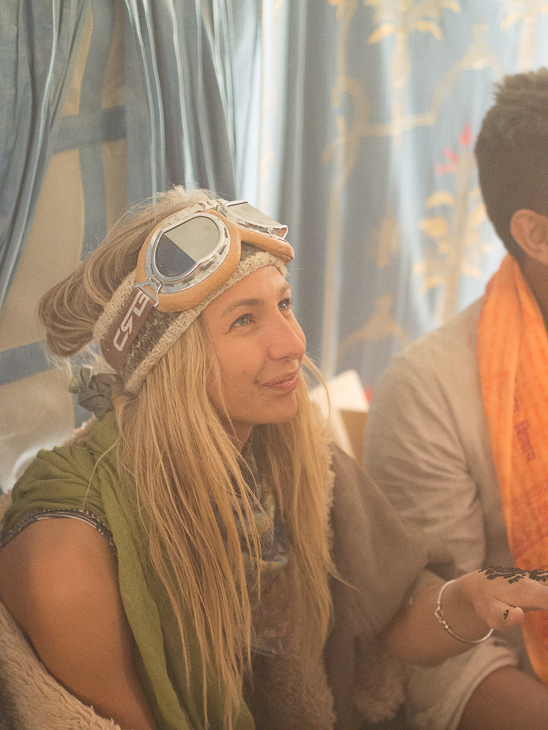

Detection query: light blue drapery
xmin=0 ymin=0 xmax=91 ymax=312
xmin=261 ymin=0 xmax=548 ymax=389
xmin=123 ymin=0 xmax=262 ymax=206
xmin=0 ymin=0 xmax=262 ymax=317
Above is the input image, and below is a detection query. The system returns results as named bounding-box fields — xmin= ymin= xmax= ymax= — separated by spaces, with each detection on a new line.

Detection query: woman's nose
xmin=267 ymin=313 xmax=306 ymax=360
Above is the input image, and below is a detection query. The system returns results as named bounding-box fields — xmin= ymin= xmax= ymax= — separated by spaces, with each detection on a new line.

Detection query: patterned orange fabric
xmin=478 ymin=254 xmax=548 ymax=683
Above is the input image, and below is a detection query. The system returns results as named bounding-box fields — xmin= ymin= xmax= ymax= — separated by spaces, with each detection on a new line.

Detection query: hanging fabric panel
xmin=261 ymin=0 xmax=548 ymax=391
xmin=123 ymin=0 xmax=262 ymax=204
xmin=0 ymin=0 xmax=92 ymax=313
xmin=0 ymin=0 xmax=128 ymax=492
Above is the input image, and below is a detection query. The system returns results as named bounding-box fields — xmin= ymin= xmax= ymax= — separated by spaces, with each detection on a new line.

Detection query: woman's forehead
xmin=206 ymin=266 xmax=288 ymax=315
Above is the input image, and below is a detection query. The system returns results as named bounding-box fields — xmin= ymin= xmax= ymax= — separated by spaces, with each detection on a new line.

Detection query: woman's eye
xmin=278 ymin=298 xmax=292 ymax=312
xmin=232 ymin=314 xmax=251 ymax=328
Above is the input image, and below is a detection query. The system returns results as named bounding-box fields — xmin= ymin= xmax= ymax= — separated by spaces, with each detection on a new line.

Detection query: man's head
xmin=475 ymin=68 xmax=548 ymax=264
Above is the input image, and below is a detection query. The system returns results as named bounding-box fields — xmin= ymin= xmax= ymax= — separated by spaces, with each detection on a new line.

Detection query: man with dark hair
xmin=475 ymin=68 xmax=548 ymax=264
xmin=364 ymin=68 xmax=548 ymax=730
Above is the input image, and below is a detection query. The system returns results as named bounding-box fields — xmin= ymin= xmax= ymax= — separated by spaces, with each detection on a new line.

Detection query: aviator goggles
xmin=101 ymin=199 xmax=294 ymax=372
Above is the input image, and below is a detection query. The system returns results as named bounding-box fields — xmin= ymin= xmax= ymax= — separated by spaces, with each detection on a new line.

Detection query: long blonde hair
xmin=38 ymin=187 xmax=335 ymax=727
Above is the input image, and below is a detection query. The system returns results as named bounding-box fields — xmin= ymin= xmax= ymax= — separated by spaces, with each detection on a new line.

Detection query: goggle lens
xmin=154 ymin=216 xmax=222 ymax=280
xmin=223 ymin=201 xmax=288 ymax=238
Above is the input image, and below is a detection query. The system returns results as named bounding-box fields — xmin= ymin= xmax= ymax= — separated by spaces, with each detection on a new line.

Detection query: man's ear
xmin=510 ymin=209 xmax=548 ymax=265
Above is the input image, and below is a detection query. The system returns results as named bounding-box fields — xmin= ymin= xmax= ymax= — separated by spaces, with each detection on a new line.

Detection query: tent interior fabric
xmin=2 ymin=0 xmax=548 ymax=492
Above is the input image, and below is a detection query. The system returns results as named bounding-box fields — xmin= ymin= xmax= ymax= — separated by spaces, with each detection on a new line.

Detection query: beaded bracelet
xmin=435 ymin=579 xmax=494 ymax=644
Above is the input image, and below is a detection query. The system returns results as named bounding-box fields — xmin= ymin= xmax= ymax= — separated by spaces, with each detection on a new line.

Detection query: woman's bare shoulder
xmin=0 ymin=519 xmax=155 ymax=730
xmin=0 ymin=517 xmax=117 ymax=631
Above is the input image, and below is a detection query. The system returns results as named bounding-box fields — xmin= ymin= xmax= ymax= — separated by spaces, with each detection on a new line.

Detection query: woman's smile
xmin=260 ymin=369 xmax=300 ymax=391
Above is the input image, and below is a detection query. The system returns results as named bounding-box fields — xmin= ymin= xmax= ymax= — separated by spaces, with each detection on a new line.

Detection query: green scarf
xmin=2 ymin=413 xmax=258 ymax=730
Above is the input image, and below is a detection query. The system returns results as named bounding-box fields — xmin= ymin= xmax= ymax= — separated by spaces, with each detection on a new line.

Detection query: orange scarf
xmin=478 ymin=254 xmax=548 ymax=683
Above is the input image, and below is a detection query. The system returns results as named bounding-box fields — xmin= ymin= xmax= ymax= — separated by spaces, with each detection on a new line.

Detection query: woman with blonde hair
xmin=0 ymin=186 xmax=548 ymax=730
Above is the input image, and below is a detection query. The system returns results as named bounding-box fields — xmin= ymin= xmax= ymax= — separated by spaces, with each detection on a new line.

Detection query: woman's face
xmin=202 ymin=265 xmax=307 ymax=446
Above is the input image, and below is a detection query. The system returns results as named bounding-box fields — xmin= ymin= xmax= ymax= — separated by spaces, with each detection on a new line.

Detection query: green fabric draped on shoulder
xmin=2 ymin=412 xmax=255 ymax=730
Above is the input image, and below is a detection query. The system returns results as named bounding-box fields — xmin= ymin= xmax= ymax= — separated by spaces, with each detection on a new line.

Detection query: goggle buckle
xmin=135 ymin=275 xmax=163 ymax=306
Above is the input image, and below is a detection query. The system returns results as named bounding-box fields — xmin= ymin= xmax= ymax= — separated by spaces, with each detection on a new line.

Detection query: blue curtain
xmin=260 ymin=0 xmax=548 ymax=390
xmin=0 ymin=0 xmax=263 ymax=316
xmin=123 ymin=0 xmax=262 ymax=205
xmin=0 ymin=0 xmax=91 ymax=312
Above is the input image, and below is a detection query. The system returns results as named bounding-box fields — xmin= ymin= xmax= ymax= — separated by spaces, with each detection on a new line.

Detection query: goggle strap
xmin=101 ymin=287 xmax=155 ymax=372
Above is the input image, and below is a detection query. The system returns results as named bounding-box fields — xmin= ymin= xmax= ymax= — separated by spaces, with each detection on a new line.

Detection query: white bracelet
xmin=435 ymin=579 xmax=494 ymax=644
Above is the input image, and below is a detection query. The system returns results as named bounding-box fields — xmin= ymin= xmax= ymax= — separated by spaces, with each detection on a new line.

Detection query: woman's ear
xmin=510 ymin=209 xmax=548 ymax=265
